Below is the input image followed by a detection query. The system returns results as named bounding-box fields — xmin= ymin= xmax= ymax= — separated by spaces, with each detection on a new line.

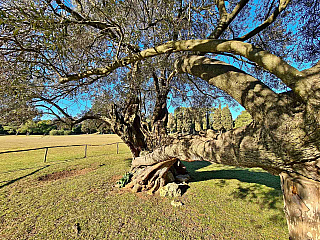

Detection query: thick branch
xmin=59 ymin=39 xmax=303 ymax=92
xmin=132 ymin=124 xmax=288 ymax=175
xmin=174 ymin=55 xmax=279 ymax=121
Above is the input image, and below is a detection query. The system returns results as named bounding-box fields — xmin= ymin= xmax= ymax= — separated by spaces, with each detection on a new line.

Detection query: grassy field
xmin=0 ymin=135 xmax=288 ymax=239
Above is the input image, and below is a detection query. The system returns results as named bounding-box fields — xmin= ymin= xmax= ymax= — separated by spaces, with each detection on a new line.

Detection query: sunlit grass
xmin=0 ymin=135 xmax=288 ymax=239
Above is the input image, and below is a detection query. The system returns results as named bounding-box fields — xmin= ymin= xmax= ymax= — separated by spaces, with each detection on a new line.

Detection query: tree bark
xmin=172 ymin=56 xmax=320 ymax=239
xmin=102 ymin=97 xmax=148 ymax=157
xmin=280 ymin=172 xmax=320 ymax=240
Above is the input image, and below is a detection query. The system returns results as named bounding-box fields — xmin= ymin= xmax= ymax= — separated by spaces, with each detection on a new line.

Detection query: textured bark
xmin=281 ymin=172 xmax=320 ymax=240
xmin=175 ymin=56 xmax=320 ymax=181
xmin=125 ymin=158 xmax=187 ymax=193
xmin=173 ymin=55 xmax=320 ymax=239
xmin=132 ymin=124 xmax=289 ymax=174
xmin=102 ymin=97 xmax=148 ymax=157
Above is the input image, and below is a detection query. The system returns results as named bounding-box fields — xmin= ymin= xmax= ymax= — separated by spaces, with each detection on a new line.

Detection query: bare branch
xmin=186 ymin=75 xmax=221 ymax=100
xmin=54 ymin=0 xmax=139 ymax=53
xmin=35 ymin=104 xmax=66 ymax=123
xmin=215 ymin=0 xmax=227 ymax=17
xmin=236 ymin=0 xmax=291 ymax=41
xmin=209 ymin=0 xmax=250 ymax=39
xmin=38 ymin=96 xmax=74 ymax=122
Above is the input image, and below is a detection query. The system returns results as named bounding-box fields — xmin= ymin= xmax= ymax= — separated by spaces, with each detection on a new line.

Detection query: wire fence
xmin=0 ymin=140 xmax=131 ymax=188
xmin=0 ymin=142 xmax=127 ymax=163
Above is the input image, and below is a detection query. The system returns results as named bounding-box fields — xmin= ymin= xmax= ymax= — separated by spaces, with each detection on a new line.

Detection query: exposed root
xmin=125 ymin=158 xmax=187 ymax=193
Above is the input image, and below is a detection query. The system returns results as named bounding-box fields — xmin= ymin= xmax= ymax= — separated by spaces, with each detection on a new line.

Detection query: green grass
xmin=0 ymin=135 xmax=288 ymax=239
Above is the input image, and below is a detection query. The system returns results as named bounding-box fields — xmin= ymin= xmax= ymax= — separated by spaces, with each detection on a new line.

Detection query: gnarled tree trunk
xmin=172 ymin=55 xmax=320 ymax=239
xmin=98 ymin=52 xmax=320 ymax=239
xmin=100 ymin=72 xmax=189 ymax=192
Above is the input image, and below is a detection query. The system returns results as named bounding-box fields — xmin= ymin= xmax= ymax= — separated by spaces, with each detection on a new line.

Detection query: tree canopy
xmin=1 ymin=0 xmax=318 ymax=125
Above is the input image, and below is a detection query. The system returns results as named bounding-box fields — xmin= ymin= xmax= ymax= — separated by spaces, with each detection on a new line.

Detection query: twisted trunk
xmin=128 ymin=110 xmax=320 ymax=238
xmin=106 ymin=55 xmax=320 ymax=239
xmin=102 ymin=97 xmax=148 ymax=157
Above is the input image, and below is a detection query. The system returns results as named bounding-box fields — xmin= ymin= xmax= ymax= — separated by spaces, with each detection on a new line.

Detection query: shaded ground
xmin=183 ymin=160 xmax=281 ymax=190
xmin=183 ymin=161 xmax=284 ymax=211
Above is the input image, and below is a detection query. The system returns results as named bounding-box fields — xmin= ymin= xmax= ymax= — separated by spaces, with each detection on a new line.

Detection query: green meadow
xmin=0 ymin=135 xmax=288 ymax=239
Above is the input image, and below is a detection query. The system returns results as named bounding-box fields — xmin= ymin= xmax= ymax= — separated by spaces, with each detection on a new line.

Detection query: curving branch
xmin=174 ymin=55 xmax=279 ymax=122
xmin=236 ymin=0 xmax=291 ymax=41
xmin=209 ymin=0 xmax=250 ymax=39
xmin=131 ymin=123 xmax=289 ymax=176
xmin=59 ymin=39 xmax=303 ymax=93
xmin=34 ymin=104 xmax=66 ymax=123
xmin=37 ymin=96 xmax=74 ymax=123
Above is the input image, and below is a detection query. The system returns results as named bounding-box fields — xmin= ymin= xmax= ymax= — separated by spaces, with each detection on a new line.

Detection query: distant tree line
xmin=0 ymin=109 xmax=252 ymax=136
xmin=0 ymin=119 xmax=113 ymax=135
xmin=167 ymin=106 xmax=252 ymax=134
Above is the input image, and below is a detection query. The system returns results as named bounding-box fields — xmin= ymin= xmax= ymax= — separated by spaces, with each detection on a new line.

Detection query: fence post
xmin=44 ymin=147 xmax=48 ymax=163
xmin=84 ymin=144 xmax=87 ymax=158
xmin=117 ymin=142 xmax=119 ymax=154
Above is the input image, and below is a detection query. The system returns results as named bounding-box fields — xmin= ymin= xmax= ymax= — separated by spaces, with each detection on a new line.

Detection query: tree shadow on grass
xmin=183 ymin=161 xmax=281 ymax=190
xmin=0 ymin=165 xmax=50 ymax=189
xmin=182 ymin=161 xmax=284 ymax=213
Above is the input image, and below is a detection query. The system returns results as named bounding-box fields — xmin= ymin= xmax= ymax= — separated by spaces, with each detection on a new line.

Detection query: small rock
xmin=73 ymin=223 xmax=81 ymax=235
xmin=159 ymin=182 xmax=182 ymax=197
xmin=171 ymin=200 xmax=183 ymax=207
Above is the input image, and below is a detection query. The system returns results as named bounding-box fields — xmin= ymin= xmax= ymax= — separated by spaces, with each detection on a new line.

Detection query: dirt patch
xmin=38 ymin=168 xmax=93 ymax=181
xmin=111 ymin=175 xmax=123 ymax=182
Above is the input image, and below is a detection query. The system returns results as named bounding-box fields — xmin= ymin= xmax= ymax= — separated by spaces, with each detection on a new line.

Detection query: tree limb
xmin=131 ymin=124 xmax=289 ymax=175
xmin=209 ymin=0 xmax=250 ymax=39
xmin=236 ymin=0 xmax=291 ymax=41
xmin=37 ymin=96 xmax=74 ymax=123
xmin=59 ymin=39 xmax=303 ymax=93
xmin=174 ymin=55 xmax=279 ymax=122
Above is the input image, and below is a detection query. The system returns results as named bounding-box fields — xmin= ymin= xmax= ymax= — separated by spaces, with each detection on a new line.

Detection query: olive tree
xmin=1 ymin=0 xmax=320 ymax=238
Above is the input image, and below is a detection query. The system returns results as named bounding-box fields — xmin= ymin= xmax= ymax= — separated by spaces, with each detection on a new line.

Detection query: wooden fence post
xmin=44 ymin=147 xmax=48 ymax=163
xmin=117 ymin=142 xmax=119 ymax=154
xmin=84 ymin=144 xmax=87 ymax=158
